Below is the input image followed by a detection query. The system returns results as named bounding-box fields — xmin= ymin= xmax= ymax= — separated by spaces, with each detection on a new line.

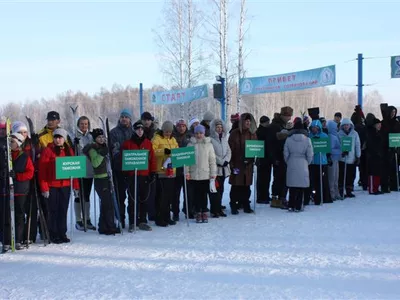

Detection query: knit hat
xmin=293 ymin=117 xmax=303 ymax=130
xmin=53 ymin=128 xmax=68 ymax=140
xmin=203 ymin=111 xmax=215 ymax=122
xmin=189 ymin=117 xmax=200 ymax=128
xmin=334 ymin=112 xmax=342 ymax=118
xmin=230 ymin=113 xmax=240 ymax=122
xmin=133 ymin=120 xmax=144 ymax=130
xmin=91 ymin=128 xmax=104 ymax=140
xmin=259 ymin=116 xmax=270 ymax=124
xmin=214 ymin=119 xmax=223 ymax=127
xmin=176 ymin=119 xmax=187 ymax=127
xmin=46 ymin=111 xmax=60 ymax=121
xmin=280 ymin=106 xmax=293 ymax=117
xmin=161 ymin=121 xmax=174 ymax=132
xmin=141 ymin=111 xmax=154 ymax=121
xmin=12 ymin=121 xmax=28 ymax=134
xmin=120 ymin=108 xmax=132 ymax=121
xmin=11 ymin=132 xmax=25 ymax=147
xmin=194 ymin=124 xmax=205 ymax=134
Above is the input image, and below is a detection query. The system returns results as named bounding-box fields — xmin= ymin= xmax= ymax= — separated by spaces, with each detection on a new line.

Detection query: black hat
xmin=91 ymin=128 xmax=104 ymax=140
xmin=141 ymin=111 xmax=154 ymax=121
xmin=46 ymin=111 xmax=60 ymax=121
xmin=133 ymin=120 xmax=144 ymax=130
xmin=308 ymin=107 xmax=320 ymax=121
xmin=334 ymin=112 xmax=342 ymax=118
xmin=372 ymin=118 xmax=381 ymax=125
xmin=259 ymin=116 xmax=270 ymax=124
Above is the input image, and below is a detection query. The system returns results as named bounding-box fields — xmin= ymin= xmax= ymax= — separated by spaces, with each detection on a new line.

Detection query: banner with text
xmin=239 ymin=65 xmax=336 ymax=95
xmin=391 ymin=56 xmax=400 ymax=79
xmin=171 ymin=147 xmax=196 ymax=168
xmin=122 ymin=150 xmax=149 ymax=171
xmin=151 ymin=84 xmax=208 ymax=105
xmin=56 ymin=156 xmax=87 ymax=179
xmin=245 ymin=140 xmax=265 ymax=158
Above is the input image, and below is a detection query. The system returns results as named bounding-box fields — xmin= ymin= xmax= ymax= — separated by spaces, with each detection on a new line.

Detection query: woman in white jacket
xmin=186 ymin=125 xmax=217 ymax=223
xmin=210 ymin=118 xmax=231 ymax=217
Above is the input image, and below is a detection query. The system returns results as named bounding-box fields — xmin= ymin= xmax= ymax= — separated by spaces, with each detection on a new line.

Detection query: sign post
xmin=340 ymin=136 xmax=353 ymax=199
xmin=172 ymin=147 xmax=196 ymax=226
xmin=389 ymin=133 xmax=400 ymax=192
xmin=122 ymin=150 xmax=149 ymax=233
xmin=312 ymin=138 xmax=331 ymax=205
xmin=56 ymin=156 xmax=87 ymax=239
xmin=245 ymin=140 xmax=265 ymax=212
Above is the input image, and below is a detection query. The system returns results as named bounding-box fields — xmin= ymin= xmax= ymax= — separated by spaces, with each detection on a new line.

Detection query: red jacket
xmin=121 ymin=135 xmax=157 ymax=177
xmin=12 ymin=150 xmax=34 ymax=182
xmin=38 ymin=143 xmax=79 ymax=192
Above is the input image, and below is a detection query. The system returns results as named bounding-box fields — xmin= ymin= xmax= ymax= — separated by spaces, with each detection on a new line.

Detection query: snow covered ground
xmin=1 ymin=185 xmax=400 ymax=300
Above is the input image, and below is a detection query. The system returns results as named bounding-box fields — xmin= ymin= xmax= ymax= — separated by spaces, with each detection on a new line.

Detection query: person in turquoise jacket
xmin=304 ymin=120 xmax=332 ymax=205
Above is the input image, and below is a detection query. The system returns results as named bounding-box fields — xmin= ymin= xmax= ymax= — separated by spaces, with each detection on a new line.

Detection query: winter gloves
xmin=42 ymin=191 xmax=49 ymax=198
xmin=209 ymin=178 xmax=217 ymax=193
xmin=222 ymin=161 xmax=229 ymax=167
xmin=164 ymin=148 xmax=171 ymax=155
xmin=342 ymin=151 xmax=349 ymax=157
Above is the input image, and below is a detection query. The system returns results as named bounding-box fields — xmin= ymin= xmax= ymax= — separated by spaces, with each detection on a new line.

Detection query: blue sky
xmin=0 ymin=0 xmax=399 ymax=106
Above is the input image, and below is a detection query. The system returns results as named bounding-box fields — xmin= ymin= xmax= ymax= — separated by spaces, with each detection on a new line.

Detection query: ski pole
xmin=183 ymin=165 xmax=189 ymax=227
xmin=319 ymin=153 xmax=323 ymax=205
xmin=26 ymin=193 xmax=32 ymax=248
xmin=93 ymin=187 xmax=97 ymax=231
xmin=395 ymin=150 xmax=399 ymax=192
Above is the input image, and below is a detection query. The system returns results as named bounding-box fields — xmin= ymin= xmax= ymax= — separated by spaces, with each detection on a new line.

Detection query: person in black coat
xmin=351 ymin=105 xmax=368 ymax=190
xmin=256 ymin=116 xmax=271 ymax=204
xmin=366 ymin=118 xmax=383 ymax=195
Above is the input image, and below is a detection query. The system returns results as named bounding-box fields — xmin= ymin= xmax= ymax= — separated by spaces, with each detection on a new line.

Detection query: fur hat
xmin=280 ymin=106 xmax=293 ymax=117
xmin=161 ymin=121 xmax=174 ymax=132
xmin=12 ymin=121 xmax=28 ymax=134
xmin=91 ymin=128 xmax=104 ymax=140
xmin=11 ymin=132 xmax=25 ymax=147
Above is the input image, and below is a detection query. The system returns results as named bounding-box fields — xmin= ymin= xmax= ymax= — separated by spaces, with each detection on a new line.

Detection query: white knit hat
xmin=189 ymin=117 xmax=200 ymax=128
xmin=11 ymin=132 xmax=25 ymax=147
xmin=12 ymin=121 xmax=28 ymax=134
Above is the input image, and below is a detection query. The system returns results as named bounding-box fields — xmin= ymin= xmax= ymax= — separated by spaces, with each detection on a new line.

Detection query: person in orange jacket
xmin=38 ymin=128 xmax=79 ymax=244
xmin=121 ymin=120 xmax=157 ymax=232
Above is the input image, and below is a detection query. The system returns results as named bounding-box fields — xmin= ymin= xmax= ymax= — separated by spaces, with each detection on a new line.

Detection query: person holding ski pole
xmin=72 ymin=116 xmax=95 ymax=231
xmin=38 ymin=128 xmax=79 ymax=244
xmin=0 ymin=119 xmax=11 ymax=252
xmin=9 ymin=133 xmax=34 ymax=250
xmin=122 ymin=120 xmax=157 ymax=232
xmin=83 ymin=128 xmax=120 ymax=235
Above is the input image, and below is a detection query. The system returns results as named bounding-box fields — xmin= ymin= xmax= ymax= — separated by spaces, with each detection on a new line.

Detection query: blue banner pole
xmin=221 ymin=77 xmax=226 ymax=122
xmin=139 ymin=83 xmax=143 ymax=116
xmin=357 ymin=53 xmax=363 ymax=108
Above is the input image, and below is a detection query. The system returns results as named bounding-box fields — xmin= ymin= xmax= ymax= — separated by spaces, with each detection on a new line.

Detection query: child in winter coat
xmin=304 ymin=120 xmax=332 ymax=205
xmin=38 ymin=128 xmax=79 ymax=244
xmin=284 ymin=118 xmax=313 ymax=211
xmin=121 ymin=121 xmax=157 ymax=232
xmin=338 ymin=118 xmax=361 ymax=198
xmin=327 ymin=120 xmax=342 ymax=200
xmin=186 ymin=125 xmax=217 ymax=223
xmin=83 ymin=128 xmax=120 ymax=235
xmin=9 ymin=133 xmax=34 ymax=250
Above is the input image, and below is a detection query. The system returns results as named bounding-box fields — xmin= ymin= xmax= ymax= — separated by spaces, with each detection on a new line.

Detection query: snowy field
xmin=1 ymin=185 xmax=400 ymax=300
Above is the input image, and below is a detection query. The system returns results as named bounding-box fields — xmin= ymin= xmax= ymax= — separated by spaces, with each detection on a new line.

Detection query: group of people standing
xmin=1 ymin=102 xmax=399 ymax=253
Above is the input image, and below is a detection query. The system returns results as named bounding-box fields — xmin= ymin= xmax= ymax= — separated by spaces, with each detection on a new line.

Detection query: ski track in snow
xmin=1 ymin=186 xmax=400 ymax=300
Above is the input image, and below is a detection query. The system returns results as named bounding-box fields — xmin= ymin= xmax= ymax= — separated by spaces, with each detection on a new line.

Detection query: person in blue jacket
xmin=304 ymin=120 xmax=332 ymax=205
xmin=327 ymin=120 xmax=342 ymax=200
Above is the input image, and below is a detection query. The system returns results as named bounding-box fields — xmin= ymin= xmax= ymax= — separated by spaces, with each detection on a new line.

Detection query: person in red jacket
xmin=121 ymin=120 xmax=157 ymax=232
xmin=38 ymin=128 xmax=79 ymax=244
xmin=10 ymin=133 xmax=34 ymax=250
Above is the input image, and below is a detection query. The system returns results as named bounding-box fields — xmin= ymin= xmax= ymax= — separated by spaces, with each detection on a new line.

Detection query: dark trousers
xmin=94 ymin=178 xmax=116 ymax=233
xmin=192 ymin=180 xmax=209 ymax=213
xmin=304 ymin=165 xmax=331 ymax=205
xmin=257 ymin=162 xmax=272 ymax=201
xmin=173 ymin=175 xmax=185 ymax=216
xmin=339 ymin=162 xmax=356 ymax=195
xmin=127 ymin=176 xmax=149 ymax=225
xmin=74 ymin=177 xmax=93 ymax=203
xmin=210 ymin=176 xmax=224 ymax=214
xmin=359 ymin=151 xmax=367 ymax=188
xmin=271 ymin=162 xmax=286 ymax=199
xmin=114 ymin=171 xmax=127 ymax=224
xmin=230 ymin=185 xmax=251 ymax=210
xmin=146 ymin=182 xmax=156 ymax=220
xmin=47 ymin=187 xmax=70 ymax=240
xmin=0 ymin=190 xmax=11 ymax=245
xmin=15 ymin=195 xmax=27 ymax=243
xmin=156 ymin=178 xmax=175 ymax=223
xmin=25 ymin=188 xmax=38 ymax=242
xmin=288 ymin=187 xmax=304 ymax=211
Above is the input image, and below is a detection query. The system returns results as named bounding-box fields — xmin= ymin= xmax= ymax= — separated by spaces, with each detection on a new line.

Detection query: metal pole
xmin=253 ymin=157 xmax=257 ymax=213
xmin=395 ymin=151 xmax=399 ymax=192
xmin=357 ymin=53 xmax=363 ymax=108
xmin=221 ymin=77 xmax=226 ymax=122
xmin=134 ymin=169 xmax=138 ymax=233
xmin=319 ymin=153 xmax=323 ymax=205
xmin=139 ymin=83 xmax=144 ymax=116
xmin=93 ymin=188 xmax=97 ymax=231
xmin=70 ymin=177 xmax=73 ymax=240
xmin=183 ymin=165 xmax=190 ymax=227
xmin=343 ymin=160 xmax=348 ymax=200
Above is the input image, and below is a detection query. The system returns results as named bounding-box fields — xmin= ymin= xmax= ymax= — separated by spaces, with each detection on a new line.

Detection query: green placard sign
xmin=171 ymin=146 xmax=196 ymax=168
xmin=389 ymin=133 xmax=400 ymax=148
xmin=312 ymin=138 xmax=331 ymax=154
xmin=56 ymin=156 xmax=87 ymax=179
xmin=122 ymin=150 xmax=149 ymax=171
xmin=341 ymin=136 xmax=353 ymax=152
xmin=245 ymin=140 xmax=265 ymax=158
